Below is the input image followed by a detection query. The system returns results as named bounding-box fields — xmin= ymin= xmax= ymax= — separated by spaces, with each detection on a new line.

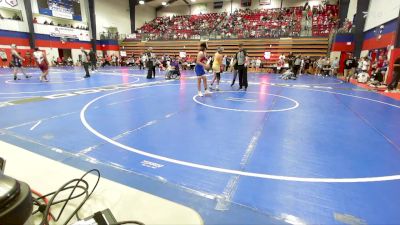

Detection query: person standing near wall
xmin=11 ymin=44 xmax=30 ymax=80
xmin=343 ymin=54 xmax=355 ymax=82
xmin=210 ymin=47 xmax=224 ymax=91
xmin=230 ymin=54 xmax=239 ymax=87
xmin=287 ymin=52 xmax=295 ymax=70
xmin=146 ymin=47 xmax=156 ymax=79
xmin=0 ymin=49 xmax=7 ymax=68
xmin=255 ymin=57 xmax=262 ymax=73
xmin=331 ymin=57 xmax=339 ymax=76
xmin=89 ymin=49 xmax=97 ymax=72
xmin=386 ymin=57 xmax=400 ymax=93
xmin=303 ymin=56 xmax=311 ymax=74
xmin=293 ymin=55 xmax=302 ymax=77
xmin=236 ymin=43 xmax=249 ymax=91
xmin=222 ymin=55 xmax=227 ymax=72
xmin=80 ymin=47 xmax=90 ymax=78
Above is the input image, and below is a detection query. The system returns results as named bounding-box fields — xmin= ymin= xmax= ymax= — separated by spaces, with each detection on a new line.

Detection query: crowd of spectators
xmin=0 ymin=12 xmax=22 ymax=21
xmin=137 ymin=13 xmax=227 ymax=40
xmin=337 ymin=18 xmax=353 ymax=33
xmin=135 ymin=3 xmax=339 ymax=40
xmin=311 ymin=4 xmax=339 ymax=36
xmin=214 ymin=7 xmax=303 ymax=39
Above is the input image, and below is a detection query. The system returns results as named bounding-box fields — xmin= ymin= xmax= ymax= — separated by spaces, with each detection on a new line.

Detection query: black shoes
xmin=84 ymin=75 xmax=90 ymax=78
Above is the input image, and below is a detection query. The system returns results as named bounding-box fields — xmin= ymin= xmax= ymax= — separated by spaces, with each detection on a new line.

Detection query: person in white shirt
xmin=279 ymin=53 xmax=285 ymax=61
xmin=315 ymin=57 xmax=323 ymax=76
xmin=362 ymin=57 xmax=370 ymax=72
xmin=251 ymin=58 xmax=256 ymax=71
xmin=331 ymin=57 xmax=339 ymax=76
xmin=33 ymin=48 xmax=49 ymax=82
xmin=222 ymin=55 xmax=227 ymax=72
xmin=67 ymin=57 xmax=73 ymax=66
xmin=255 ymin=57 xmax=262 ymax=72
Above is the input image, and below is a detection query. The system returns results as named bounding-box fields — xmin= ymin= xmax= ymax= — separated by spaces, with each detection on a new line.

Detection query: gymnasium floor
xmin=0 ymin=67 xmax=399 ymax=224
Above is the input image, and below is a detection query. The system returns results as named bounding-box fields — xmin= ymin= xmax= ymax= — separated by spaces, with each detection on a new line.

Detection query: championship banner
xmin=264 ymin=52 xmax=271 ymax=59
xmin=127 ymin=33 xmax=137 ymax=39
xmin=49 ymin=26 xmax=77 ymax=39
xmin=259 ymin=0 xmax=270 ymax=5
xmin=179 ymin=52 xmax=186 ymax=58
xmin=35 ymin=23 xmax=90 ymax=41
xmin=51 ymin=8 xmax=73 ymax=19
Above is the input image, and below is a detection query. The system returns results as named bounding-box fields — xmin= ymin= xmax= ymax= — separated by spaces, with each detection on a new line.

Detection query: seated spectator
xmin=0 ymin=49 xmax=8 ymax=68
xmin=12 ymin=13 xmax=21 ymax=21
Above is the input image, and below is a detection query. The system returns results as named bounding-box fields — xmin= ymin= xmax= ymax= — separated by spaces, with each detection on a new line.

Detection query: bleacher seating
xmin=120 ymin=37 xmax=330 ymax=66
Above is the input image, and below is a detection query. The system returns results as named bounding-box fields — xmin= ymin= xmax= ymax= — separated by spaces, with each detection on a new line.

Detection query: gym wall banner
xmin=0 ymin=0 xmax=19 ymax=8
xmin=264 ymin=52 xmax=271 ymax=59
xmin=259 ymin=0 xmax=270 ymax=5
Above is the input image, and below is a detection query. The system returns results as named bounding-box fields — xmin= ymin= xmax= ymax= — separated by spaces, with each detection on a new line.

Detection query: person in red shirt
xmin=0 ymin=49 xmax=8 ymax=68
xmin=57 ymin=57 xmax=62 ymax=66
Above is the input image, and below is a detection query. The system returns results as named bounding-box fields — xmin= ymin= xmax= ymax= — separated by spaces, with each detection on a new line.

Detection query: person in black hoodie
xmin=89 ymin=48 xmax=97 ymax=72
xmin=386 ymin=57 xmax=400 ymax=93
xmin=145 ymin=47 xmax=156 ymax=79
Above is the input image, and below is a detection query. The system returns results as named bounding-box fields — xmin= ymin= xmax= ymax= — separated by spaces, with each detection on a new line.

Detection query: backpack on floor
xmin=357 ymin=72 xmax=369 ymax=83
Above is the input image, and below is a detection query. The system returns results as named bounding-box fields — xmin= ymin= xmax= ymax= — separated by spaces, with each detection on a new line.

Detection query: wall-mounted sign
xmin=6 ymin=0 xmax=18 ymax=7
xmin=0 ymin=0 xmax=19 ymax=8
xmin=241 ymin=0 xmax=251 ymax=7
xmin=264 ymin=52 xmax=271 ymax=59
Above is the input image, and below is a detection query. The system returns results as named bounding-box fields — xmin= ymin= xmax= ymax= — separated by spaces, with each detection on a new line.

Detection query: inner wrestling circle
xmin=193 ymin=91 xmax=299 ymax=113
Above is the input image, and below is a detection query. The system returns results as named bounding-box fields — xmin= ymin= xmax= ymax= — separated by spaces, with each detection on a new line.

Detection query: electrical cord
xmin=32 ymin=169 xmax=100 ymax=225
xmin=39 ymin=179 xmax=89 ymax=225
xmin=32 ymin=169 xmax=145 ymax=225
xmin=33 ymin=184 xmax=88 ymax=222
xmin=31 ymin=189 xmax=54 ymax=222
